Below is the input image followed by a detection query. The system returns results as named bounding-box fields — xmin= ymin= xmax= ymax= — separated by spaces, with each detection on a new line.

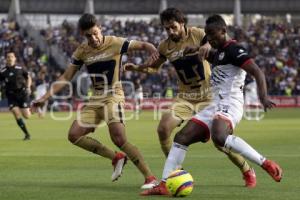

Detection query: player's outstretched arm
xmin=242 ymin=60 xmax=276 ymax=111
xmin=184 ymin=42 xmax=211 ymax=61
xmin=32 ymin=64 xmax=78 ymax=108
xmin=128 ymin=40 xmax=159 ymax=58
xmin=124 ymin=40 xmax=166 ymax=73
xmin=123 ymin=58 xmax=164 ymax=74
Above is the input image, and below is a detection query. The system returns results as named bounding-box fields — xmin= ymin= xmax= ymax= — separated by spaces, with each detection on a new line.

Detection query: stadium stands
xmin=1 ymin=17 xmax=299 ymax=107
xmin=0 ymin=0 xmax=299 ymax=109
xmin=41 ymin=18 xmax=300 ymax=98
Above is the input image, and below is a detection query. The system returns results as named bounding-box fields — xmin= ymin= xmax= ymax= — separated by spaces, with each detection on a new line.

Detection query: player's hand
xmin=31 ymin=98 xmax=46 ymax=113
xmin=183 ymin=46 xmax=199 ymax=56
xmin=198 ymin=43 xmax=211 ymax=61
xmin=260 ymin=97 xmax=276 ymax=112
xmin=123 ymin=63 xmax=139 ymax=71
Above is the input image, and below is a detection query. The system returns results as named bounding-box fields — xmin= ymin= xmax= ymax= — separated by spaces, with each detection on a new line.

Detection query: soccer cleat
xmin=243 ymin=168 xmax=256 ymax=188
xmin=141 ymin=175 xmax=158 ymax=189
xmin=262 ymin=159 xmax=283 ymax=182
xmin=111 ymin=152 xmax=127 ymax=182
xmin=140 ymin=181 xmax=170 ymax=196
xmin=23 ymin=134 xmax=30 ymax=141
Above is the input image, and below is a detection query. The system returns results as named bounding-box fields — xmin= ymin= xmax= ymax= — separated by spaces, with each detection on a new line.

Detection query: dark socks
xmin=16 ymin=118 xmax=30 ymax=136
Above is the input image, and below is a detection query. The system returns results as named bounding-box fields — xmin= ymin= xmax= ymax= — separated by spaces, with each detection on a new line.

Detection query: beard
xmin=170 ymin=35 xmax=181 ymax=42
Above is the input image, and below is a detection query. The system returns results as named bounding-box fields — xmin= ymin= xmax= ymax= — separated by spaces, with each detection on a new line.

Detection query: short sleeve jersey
xmin=209 ymin=40 xmax=251 ymax=100
xmin=71 ymin=36 xmax=130 ymax=98
xmin=158 ymin=27 xmax=211 ymax=101
xmin=0 ymin=66 xmax=28 ymax=95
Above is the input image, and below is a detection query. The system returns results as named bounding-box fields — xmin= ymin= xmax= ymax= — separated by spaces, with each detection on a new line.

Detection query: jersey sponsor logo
xmin=85 ymin=52 xmax=114 ymax=64
xmin=237 ymin=48 xmax=248 ymax=58
xmin=164 ymin=48 xmax=174 ymax=55
xmin=237 ymin=52 xmax=248 ymax=58
xmin=218 ymin=52 xmax=225 ymax=60
xmin=217 ymin=104 xmax=229 ymax=113
xmin=9 ymin=72 xmax=14 ymax=76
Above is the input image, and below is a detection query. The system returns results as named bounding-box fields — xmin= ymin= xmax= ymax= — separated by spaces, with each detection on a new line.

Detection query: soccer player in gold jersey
xmin=125 ymin=8 xmax=256 ymax=189
xmin=32 ymin=13 xmax=157 ymax=189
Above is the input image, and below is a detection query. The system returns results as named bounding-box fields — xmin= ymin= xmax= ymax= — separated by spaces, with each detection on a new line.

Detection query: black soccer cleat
xmin=23 ymin=134 xmax=31 ymax=141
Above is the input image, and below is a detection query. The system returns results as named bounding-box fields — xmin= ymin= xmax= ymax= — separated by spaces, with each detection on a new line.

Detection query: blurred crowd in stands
xmin=1 ymin=17 xmax=300 ymax=106
xmin=0 ymin=19 xmax=63 ymax=104
xmin=231 ymin=20 xmax=300 ymax=96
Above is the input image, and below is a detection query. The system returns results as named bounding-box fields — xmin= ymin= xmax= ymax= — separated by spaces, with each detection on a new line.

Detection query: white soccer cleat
xmin=111 ymin=152 xmax=127 ymax=182
xmin=141 ymin=176 xmax=158 ymax=189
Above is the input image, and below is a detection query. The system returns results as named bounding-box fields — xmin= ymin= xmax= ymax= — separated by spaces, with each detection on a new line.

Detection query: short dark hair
xmin=78 ymin=13 xmax=97 ymax=31
xmin=206 ymin=14 xmax=227 ymax=28
xmin=6 ymin=50 xmax=15 ymax=56
xmin=160 ymin=7 xmax=187 ymax=25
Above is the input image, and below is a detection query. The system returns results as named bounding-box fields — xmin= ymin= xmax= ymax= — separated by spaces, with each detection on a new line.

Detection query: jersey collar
xmin=222 ymin=39 xmax=237 ymax=48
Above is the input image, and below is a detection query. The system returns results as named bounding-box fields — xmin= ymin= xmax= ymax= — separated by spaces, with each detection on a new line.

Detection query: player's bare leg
xmin=135 ymin=98 xmax=142 ymax=115
xmin=68 ymin=120 xmax=124 ymax=181
xmin=68 ymin=120 xmax=116 ymax=160
xmin=141 ymin=121 xmax=209 ymax=196
xmin=211 ymin=118 xmax=282 ymax=183
xmin=21 ymin=107 xmax=32 ymax=119
xmin=214 ymin=145 xmax=256 ymax=188
xmin=211 ymin=116 xmax=256 ymax=187
xmin=11 ymin=107 xmax=30 ymax=140
xmin=108 ymin=122 xmax=157 ymax=188
xmin=157 ymin=112 xmax=182 ymax=157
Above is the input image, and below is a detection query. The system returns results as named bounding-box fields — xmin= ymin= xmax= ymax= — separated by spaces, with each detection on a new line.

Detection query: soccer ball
xmin=166 ymin=170 xmax=194 ymax=197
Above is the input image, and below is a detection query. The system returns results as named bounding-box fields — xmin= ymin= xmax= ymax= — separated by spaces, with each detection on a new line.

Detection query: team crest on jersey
xmin=218 ymin=52 xmax=225 ymax=60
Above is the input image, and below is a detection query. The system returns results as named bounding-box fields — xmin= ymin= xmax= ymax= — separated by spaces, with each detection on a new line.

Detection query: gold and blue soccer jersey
xmin=158 ymin=27 xmax=211 ymax=102
xmin=71 ymin=36 xmax=129 ymax=99
xmin=71 ymin=36 xmax=129 ymax=125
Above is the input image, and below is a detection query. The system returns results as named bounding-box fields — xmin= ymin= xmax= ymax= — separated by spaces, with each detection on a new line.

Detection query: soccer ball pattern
xmin=166 ymin=170 xmax=194 ymax=197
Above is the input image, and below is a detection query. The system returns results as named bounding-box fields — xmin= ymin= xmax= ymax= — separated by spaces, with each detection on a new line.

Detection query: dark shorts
xmin=7 ymin=92 xmax=31 ymax=110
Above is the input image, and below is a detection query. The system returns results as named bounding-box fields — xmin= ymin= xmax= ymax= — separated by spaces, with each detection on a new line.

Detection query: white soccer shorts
xmin=191 ymin=96 xmax=244 ymax=134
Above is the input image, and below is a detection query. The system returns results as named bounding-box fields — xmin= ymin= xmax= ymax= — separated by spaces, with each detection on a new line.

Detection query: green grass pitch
xmin=0 ymin=108 xmax=299 ymax=200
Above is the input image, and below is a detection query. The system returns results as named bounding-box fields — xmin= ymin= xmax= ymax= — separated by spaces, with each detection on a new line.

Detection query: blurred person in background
xmin=0 ymin=51 xmax=32 ymax=140
xmin=34 ymin=67 xmax=48 ymax=118
xmin=133 ymin=78 xmax=143 ymax=115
